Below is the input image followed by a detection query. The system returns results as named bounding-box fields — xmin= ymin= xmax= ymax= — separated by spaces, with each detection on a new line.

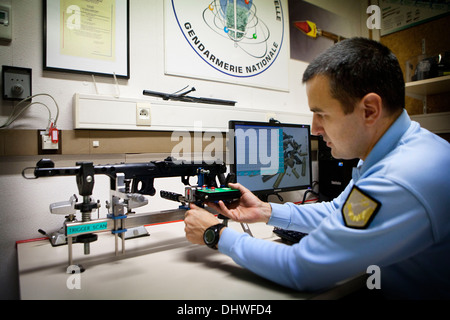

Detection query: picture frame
xmin=44 ymin=0 xmax=130 ymax=79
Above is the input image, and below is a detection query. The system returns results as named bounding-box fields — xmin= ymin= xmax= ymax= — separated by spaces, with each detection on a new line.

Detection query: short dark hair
xmin=302 ymin=37 xmax=405 ymax=115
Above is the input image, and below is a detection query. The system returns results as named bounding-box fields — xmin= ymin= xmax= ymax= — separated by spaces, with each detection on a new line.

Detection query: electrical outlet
xmin=2 ymin=66 xmax=32 ymax=101
xmin=42 ymin=134 xmax=58 ymax=150
xmin=136 ymin=103 xmax=151 ymax=126
xmin=38 ymin=130 xmax=61 ymax=155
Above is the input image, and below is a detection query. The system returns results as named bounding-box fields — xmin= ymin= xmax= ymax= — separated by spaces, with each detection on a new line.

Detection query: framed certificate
xmin=44 ymin=0 xmax=130 ymax=79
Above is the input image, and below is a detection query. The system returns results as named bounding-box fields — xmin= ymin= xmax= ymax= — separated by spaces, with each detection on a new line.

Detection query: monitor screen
xmin=229 ymin=120 xmax=312 ymax=196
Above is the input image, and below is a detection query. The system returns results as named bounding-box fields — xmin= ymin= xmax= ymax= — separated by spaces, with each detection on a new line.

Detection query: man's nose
xmin=311 ymin=114 xmax=323 ymax=136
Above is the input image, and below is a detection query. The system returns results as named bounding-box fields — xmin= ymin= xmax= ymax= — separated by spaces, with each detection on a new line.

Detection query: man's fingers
xmin=218 ymin=200 xmax=238 ymax=220
xmin=189 ymin=203 xmax=199 ymax=210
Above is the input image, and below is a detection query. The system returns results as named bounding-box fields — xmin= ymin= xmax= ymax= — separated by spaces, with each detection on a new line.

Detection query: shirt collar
xmin=353 ymin=109 xmax=411 ymax=180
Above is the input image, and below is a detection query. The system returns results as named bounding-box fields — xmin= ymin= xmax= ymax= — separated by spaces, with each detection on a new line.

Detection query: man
xmin=184 ymin=37 xmax=450 ymax=299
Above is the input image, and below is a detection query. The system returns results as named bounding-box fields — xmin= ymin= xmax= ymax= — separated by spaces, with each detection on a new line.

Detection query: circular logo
xmin=171 ymin=0 xmax=285 ymax=78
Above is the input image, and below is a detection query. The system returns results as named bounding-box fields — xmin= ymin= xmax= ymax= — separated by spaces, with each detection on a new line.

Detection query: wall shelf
xmin=405 ymin=75 xmax=450 ymax=97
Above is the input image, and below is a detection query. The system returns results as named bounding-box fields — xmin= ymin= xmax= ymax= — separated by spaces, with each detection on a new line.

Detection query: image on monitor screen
xmin=229 ymin=120 xmax=312 ymax=196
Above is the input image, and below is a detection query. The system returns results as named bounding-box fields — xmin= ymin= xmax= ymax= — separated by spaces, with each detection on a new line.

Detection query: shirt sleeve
xmin=268 ymin=201 xmax=337 ymax=233
xmin=267 ymin=182 xmax=353 ymax=233
xmin=218 ymin=178 xmax=435 ymax=292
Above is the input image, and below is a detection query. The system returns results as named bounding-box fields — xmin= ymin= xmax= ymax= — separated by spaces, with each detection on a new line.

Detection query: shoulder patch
xmin=342 ymin=186 xmax=381 ymax=229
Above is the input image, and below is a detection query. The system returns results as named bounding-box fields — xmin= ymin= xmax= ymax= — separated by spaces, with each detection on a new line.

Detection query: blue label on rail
xmin=67 ymin=222 xmax=108 ymax=235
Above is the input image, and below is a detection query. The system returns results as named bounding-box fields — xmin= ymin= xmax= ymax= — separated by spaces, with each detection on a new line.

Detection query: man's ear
xmin=361 ymin=93 xmax=383 ymax=126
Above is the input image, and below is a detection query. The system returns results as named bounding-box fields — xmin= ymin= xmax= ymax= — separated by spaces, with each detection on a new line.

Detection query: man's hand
xmin=184 ymin=204 xmax=220 ymax=245
xmin=207 ymin=183 xmax=272 ymax=224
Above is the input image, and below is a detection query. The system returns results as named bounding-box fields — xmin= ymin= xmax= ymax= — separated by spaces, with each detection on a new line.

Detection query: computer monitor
xmin=228 ymin=120 xmax=313 ymax=197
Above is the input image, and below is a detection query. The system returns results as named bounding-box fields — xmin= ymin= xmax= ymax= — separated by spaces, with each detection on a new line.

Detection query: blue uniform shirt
xmin=219 ymin=110 xmax=450 ymax=299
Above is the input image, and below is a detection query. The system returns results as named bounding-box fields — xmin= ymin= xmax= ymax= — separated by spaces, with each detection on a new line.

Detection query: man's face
xmin=306 ymin=75 xmax=367 ymax=160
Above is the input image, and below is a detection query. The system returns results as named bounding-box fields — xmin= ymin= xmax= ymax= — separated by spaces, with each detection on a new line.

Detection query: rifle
xmin=22 ymin=157 xmax=240 ymax=270
xmin=143 ymin=87 xmax=236 ymax=106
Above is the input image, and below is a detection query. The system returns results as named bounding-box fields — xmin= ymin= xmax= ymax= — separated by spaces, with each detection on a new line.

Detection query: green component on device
xmin=195 ymin=188 xmax=241 ymax=202
xmin=197 ymin=187 xmax=236 ymax=193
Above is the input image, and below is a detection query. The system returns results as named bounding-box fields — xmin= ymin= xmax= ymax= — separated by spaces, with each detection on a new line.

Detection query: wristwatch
xmin=203 ymin=223 xmax=226 ymax=249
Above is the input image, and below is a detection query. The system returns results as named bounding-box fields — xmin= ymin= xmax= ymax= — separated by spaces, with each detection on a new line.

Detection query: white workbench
xmin=17 ymin=220 xmax=364 ymax=300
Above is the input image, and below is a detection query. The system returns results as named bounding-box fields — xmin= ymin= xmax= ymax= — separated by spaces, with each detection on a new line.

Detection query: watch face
xmin=204 ymin=229 xmax=215 ymax=245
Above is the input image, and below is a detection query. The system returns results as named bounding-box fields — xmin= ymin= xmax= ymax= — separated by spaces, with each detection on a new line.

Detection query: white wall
xmin=0 ymin=0 xmax=311 ymax=130
xmin=0 ymin=0 xmax=366 ymax=299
